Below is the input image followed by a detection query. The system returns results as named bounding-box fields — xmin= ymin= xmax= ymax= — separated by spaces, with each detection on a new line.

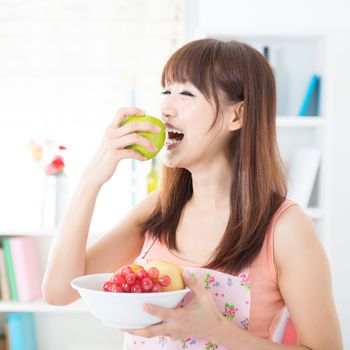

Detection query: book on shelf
xmin=9 ymin=237 xmax=42 ymax=302
xmin=298 ymin=74 xmax=321 ymax=117
xmin=272 ymin=309 xmax=298 ymax=345
xmin=281 ymin=317 xmax=298 ymax=344
xmin=2 ymin=239 xmax=18 ymax=301
xmin=0 ymin=333 xmax=7 ymax=350
xmin=0 ymin=247 xmax=11 ymax=300
xmin=6 ymin=313 xmax=38 ymax=350
xmin=2 ymin=320 xmax=10 ymax=350
xmin=0 ymin=237 xmax=41 ymax=302
xmin=287 ymin=147 xmax=321 ymax=208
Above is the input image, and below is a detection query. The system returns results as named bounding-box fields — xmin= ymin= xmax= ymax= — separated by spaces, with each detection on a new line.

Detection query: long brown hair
xmin=140 ymin=38 xmax=287 ymax=274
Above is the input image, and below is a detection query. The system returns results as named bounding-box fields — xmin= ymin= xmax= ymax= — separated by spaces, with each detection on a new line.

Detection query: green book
xmin=2 ymin=238 xmax=19 ymax=301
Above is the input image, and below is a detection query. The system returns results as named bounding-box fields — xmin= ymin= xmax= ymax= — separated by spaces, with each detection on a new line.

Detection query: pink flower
xmin=27 ymin=139 xmax=67 ymax=176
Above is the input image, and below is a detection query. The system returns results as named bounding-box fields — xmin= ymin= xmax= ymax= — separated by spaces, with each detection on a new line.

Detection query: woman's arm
xmin=42 ymin=107 xmax=161 ymax=306
xmin=212 ymin=205 xmax=343 ymax=350
xmin=275 ymin=206 xmax=342 ymax=349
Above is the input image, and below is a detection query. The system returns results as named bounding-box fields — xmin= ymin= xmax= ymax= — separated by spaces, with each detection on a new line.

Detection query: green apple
xmin=122 ymin=115 xmax=165 ymax=160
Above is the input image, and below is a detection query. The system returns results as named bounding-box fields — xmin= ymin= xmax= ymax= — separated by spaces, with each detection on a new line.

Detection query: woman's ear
xmin=228 ymin=101 xmax=244 ymax=131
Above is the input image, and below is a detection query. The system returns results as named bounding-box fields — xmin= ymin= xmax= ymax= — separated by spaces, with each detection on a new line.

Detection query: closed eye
xmin=161 ymin=90 xmax=195 ymax=97
xmin=180 ymin=91 xmax=195 ymax=97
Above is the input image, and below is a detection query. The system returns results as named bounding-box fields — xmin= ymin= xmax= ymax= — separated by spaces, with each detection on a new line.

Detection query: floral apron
xmin=123 ymin=239 xmax=252 ymax=349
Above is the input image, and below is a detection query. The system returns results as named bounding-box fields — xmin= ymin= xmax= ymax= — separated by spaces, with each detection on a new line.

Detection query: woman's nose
xmin=161 ymin=100 xmax=177 ymax=121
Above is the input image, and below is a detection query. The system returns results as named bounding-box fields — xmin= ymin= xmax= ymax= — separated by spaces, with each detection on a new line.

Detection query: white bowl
xmin=71 ymin=273 xmax=190 ymax=329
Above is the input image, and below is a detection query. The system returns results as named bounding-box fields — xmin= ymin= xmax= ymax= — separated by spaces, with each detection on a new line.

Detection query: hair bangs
xmin=161 ymin=40 xmax=217 ymax=102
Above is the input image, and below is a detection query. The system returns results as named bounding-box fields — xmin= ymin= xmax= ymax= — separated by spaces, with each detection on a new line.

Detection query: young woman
xmin=42 ymin=39 xmax=343 ymax=350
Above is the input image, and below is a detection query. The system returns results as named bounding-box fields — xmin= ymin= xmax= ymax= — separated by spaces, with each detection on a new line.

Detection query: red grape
xmin=158 ymin=275 xmax=171 ymax=287
xmin=131 ymin=284 xmax=142 ymax=293
xmin=103 ymin=281 xmax=114 ymax=292
xmin=125 ymin=272 xmax=136 ymax=285
xmin=103 ymin=264 xmax=173 ymax=293
xmin=121 ymin=266 xmax=132 ymax=277
xmin=151 ymin=284 xmax=162 ymax=292
xmin=109 ymin=283 xmax=119 ymax=293
xmin=113 ymin=274 xmax=125 ymax=286
xmin=147 ymin=267 xmax=159 ymax=279
xmin=141 ymin=277 xmax=153 ymax=292
xmin=122 ymin=283 xmax=131 ymax=292
xmin=115 ymin=285 xmax=124 ymax=293
xmin=135 ymin=268 xmax=148 ymax=280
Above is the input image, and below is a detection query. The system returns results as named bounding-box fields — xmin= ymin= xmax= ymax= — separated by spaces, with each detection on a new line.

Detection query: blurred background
xmin=0 ymin=0 xmax=349 ymax=349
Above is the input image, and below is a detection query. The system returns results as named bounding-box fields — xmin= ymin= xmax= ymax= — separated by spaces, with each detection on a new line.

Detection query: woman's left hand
xmin=122 ymin=270 xmax=225 ymax=341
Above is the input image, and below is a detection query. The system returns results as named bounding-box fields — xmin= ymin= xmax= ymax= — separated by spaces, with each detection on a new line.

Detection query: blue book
xmin=298 ymin=74 xmax=321 ymax=117
xmin=7 ymin=313 xmax=38 ymax=350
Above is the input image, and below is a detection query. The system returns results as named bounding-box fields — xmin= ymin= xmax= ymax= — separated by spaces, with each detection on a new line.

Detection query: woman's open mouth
xmin=165 ymin=126 xmax=184 ymax=150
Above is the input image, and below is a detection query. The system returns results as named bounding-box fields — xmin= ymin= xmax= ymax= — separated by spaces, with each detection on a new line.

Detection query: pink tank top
xmin=124 ymin=199 xmax=297 ymax=348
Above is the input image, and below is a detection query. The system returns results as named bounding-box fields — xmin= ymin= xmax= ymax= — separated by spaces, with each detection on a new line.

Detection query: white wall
xmin=327 ymin=32 xmax=350 ymax=348
xmin=0 ymin=0 xmax=186 ymax=232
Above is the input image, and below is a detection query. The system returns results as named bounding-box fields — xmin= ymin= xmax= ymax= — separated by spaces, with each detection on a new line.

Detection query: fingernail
xmin=154 ymin=127 xmax=161 ymax=132
xmin=151 ymin=146 xmax=158 ymax=151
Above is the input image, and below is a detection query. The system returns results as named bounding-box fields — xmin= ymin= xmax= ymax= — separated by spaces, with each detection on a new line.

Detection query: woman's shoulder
xmin=273 ymin=201 xmax=322 ymax=277
xmin=273 ymin=201 xmax=315 ymax=242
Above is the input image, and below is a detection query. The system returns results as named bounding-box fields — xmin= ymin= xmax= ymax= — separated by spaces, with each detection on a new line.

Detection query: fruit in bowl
xmin=103 ymin=260 xmax=185 ymax=294
xmin=71 ymin=260 xmax=189 ymax=329
xmin=144 ymin=260 xmax=185 ymax=292
xmin=122 ymin=115 xmax=165 ymax=160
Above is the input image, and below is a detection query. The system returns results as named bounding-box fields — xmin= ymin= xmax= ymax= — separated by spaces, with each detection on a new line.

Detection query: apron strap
xmin=140 ymin=233 xmax=158 ymax=260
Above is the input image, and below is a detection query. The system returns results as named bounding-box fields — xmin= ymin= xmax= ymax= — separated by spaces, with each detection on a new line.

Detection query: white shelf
xmin=0 ymin=229 xmax=53 ymax=237
xmin=305 ymin=207 xmax=323 ymax=220
xmin=0 ymin=229 xmax=103 ymax=237
xmin=0 ymin=299 xmax=87 ymax=313
xmin=277 ymin=116 xmax=326 ymax=128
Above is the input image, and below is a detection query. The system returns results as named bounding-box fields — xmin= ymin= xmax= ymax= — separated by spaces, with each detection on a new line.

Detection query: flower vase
xmin=40 ymin=173 xmax=69 ymax=229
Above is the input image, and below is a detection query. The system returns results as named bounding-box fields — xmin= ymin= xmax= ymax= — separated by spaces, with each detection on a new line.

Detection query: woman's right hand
xmin=83 ymin=107 xmax=161 ymax=188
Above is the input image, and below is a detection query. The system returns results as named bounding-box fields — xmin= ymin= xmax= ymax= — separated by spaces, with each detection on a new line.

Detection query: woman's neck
xmin=188 ymin=156 xmax=232 ymax=212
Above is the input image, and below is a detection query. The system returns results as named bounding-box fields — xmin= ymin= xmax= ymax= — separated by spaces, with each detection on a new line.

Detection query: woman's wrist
xmin=210 ymin=314 xmax=235 ymax=346
xmin=79 ymin=170 xmax=104 ymax=194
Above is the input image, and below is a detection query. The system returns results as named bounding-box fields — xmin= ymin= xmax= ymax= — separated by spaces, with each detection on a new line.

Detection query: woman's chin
xmin=163 ymin=157 xmax=177 ymax=168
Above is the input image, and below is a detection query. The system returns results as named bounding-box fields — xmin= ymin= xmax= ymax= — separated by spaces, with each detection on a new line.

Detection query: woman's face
xmin=160 ymin=81 xmax=231 ymax=169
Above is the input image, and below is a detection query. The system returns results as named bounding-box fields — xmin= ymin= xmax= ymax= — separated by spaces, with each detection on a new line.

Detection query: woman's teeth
xmin=166 ymin=138 xmax=182 ymax=145
xmin=166 ymin=127 xmax=183 ymax=134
